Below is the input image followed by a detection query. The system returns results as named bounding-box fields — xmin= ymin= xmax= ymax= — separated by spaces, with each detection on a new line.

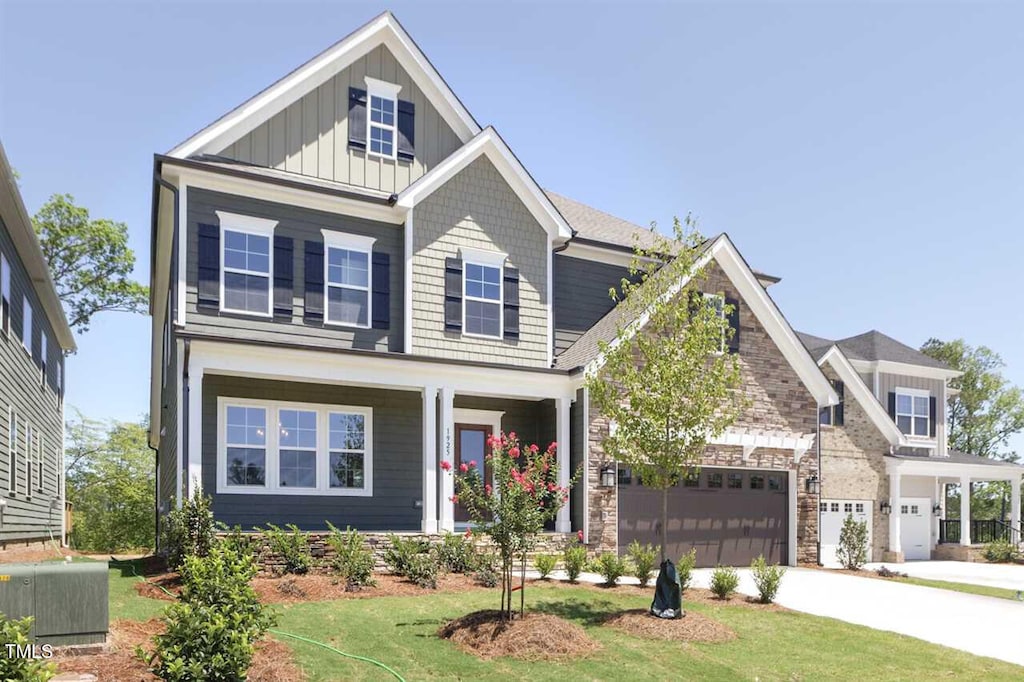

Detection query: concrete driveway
xmin=690 ymin=567 xmax=1024 ymax=667
xmin=863 ymin=560 xmax=1024 ymax=592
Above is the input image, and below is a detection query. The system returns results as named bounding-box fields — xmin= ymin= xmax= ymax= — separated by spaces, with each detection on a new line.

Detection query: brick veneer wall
xmin=819 ymin=364 xmax=892 ymax=561
xmin=586 ymin=264 xmax=821 ymax=565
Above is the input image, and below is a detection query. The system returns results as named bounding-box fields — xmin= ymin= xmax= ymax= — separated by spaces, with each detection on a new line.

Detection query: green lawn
xmin=109 ymin=566 xmax=1022 ymax=681
xmin=895 ymin=576 xmax=1021 ymax=601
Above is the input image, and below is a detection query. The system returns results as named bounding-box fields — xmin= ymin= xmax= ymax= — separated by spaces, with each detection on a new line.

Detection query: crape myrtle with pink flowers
xmin=442 ymin=430 xmax=580 ymax=622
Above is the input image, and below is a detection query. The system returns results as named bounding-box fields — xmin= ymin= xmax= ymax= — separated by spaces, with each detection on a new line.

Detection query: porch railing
xmin=938 ymin=519 xmax=1022 ymax=545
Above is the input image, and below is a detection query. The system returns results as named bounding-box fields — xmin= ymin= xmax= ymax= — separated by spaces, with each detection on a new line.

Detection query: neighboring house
xmin=150 ymin=11 xmax=872 ymax=568
xmin=0 ymin=140 xmax=74 ymax=548
xmin=800 ymin=330 xmax=1024 ymax=563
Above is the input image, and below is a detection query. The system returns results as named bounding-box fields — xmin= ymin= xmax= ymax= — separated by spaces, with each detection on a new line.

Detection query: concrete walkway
xmin=535 ymin=566 xmax=1024 ymax=667
xmin=863 ymin=560 xmax=1024 ymax=592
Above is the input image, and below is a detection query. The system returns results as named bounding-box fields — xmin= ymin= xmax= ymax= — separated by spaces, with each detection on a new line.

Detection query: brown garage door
xmin=617 ymin=467 xmax=788 ymax=567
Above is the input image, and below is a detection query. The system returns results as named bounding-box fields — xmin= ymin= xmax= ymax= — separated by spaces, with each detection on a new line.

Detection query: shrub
xmin=534 ymin=553 xmax=558 ymax=579
xmin=262 ymin=523 xmax=312 ymax=575
xmin=145 ymin=544 xmax=276 ymax=681
xmin=677 ymin=548 xmax=697 ymax=592
xmin=709 ymin=565 xmax=739 ymax=599
xmin=383 ymin=534 xmax=430 ymax=576
xmin=627 ymin=541 xmax=658 ymax=588
xmin=474 ymin=552 xmax=500 ymax=587
xmin=750 ymin=555 xmax=786 ymax=604
xmin=161 ymin=492 xmax=216 ymax=569
xmin=217 ymin=523 xmax=253 ymax=560
xmin=0 ymin=613 xmax=56 ymax=681
xmin=436 ymin=531 xmax=477 ymax=574
xmin=406 ymin=552 xmax=439 ymax=589
xmin=325 ymin=523 xmax=376 ymax=587
xmin=563 ymin=544 xmax=588 ymax=583
xmin=592 ymin=552 xmax=627 ymax=587
xmin=836 ymin=514 xmax=869 ymax=570
xmin=875 ymin=565 xmax=908 ymax=579
xmin=983 ymin=538 xmax=1020 ymax=563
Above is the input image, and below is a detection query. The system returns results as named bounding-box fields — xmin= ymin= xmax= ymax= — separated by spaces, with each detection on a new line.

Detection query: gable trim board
xmin=582 ymin=234 xmax=838 ymax=408
xmin=169 ymin=12 xmax=480 ymax=160
xmin=817 ymin=345 xmax=906 ymax=446
xmin=847 ymin=358 xmax=961 ymax=382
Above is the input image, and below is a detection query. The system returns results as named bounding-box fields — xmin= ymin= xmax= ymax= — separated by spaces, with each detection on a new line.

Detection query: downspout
xmin=182 ymin=339 xmax=191 ymax=500
xmin=816 ymin=405 xmax=822 ymax=566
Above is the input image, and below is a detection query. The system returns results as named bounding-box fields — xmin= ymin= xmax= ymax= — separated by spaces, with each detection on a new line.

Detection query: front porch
xmin=883 ymin=451 xmax=1024 ymax=562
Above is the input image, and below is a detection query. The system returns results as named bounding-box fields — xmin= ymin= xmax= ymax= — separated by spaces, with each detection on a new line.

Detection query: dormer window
xmin=365 ymin=77 xmax=401 ymax=159
xmin=895 ymin=388 xmax=930 ymax=437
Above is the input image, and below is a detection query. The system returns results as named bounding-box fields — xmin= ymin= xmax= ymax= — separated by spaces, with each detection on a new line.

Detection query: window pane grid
xmin=225 ymin=406 xmax=267 ymax=487
xmin=279 ymin=409 xmax=317 ymax=489
xmin=895 ymin=392 xmax=930 ymax=436
xmin=369 ymin=95 xmax=396 ymax=157
xmin=326 ymin=247 xmax=370 ymax=327
xmin=464 ymin=262 xmax=501 ymax=337
xmin=222 ymin=229 xmax=271 ymax=314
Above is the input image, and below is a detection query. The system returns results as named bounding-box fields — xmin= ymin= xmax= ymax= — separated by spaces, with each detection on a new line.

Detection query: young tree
xmin=921 ymin=339 xmax=1024 ymax=519
xmin=32 ymin=193 xmax=148 ymax=333
xmin=587 ymin=218 xmax=745 ymax=561
xmin=65 ymin=411 xmax=155 ymax=551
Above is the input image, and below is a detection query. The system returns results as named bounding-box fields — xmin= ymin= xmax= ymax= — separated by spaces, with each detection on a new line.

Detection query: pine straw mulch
xmin=53 ymin=618 xmax=305 ymax=682
xmin=557 ymin=581 xmax=786 ymax=612
xmin=603 ymin=608 xmax=736 ymax=643
xmin=134 ymin=571 xmax=486 ymax=604
xmin=439 ymin=610 xmax=601 ymax=661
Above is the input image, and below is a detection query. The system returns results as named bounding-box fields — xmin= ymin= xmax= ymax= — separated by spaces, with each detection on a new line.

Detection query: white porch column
xmin=960 ymin=474 xmax=971 ymax=546
xmin=187 ymin=364 xmax=204 ymax=498
xmin=439 ymin=387 xmax=455 ymax=532
xmin=555 ymin=396 xmax=572 ymax=533
xmin=421 ymin=386 xmax=439 ymax=534
xmin=1011 ymin=476 xmax=1021 ymax=543
xmin=888 ymin=472 xmax=902 ymax=553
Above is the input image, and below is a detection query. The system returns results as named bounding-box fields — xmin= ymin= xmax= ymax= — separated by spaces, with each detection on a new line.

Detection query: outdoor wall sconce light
xmin=804 ymin=474 xmax=820 ymax=495
xmin=880 ymin=501 xmax=892 ymax=515
xmin=932 ymin=503 xmax=942 ymax=517
xmin=600 ymin=464 xmax=617 ymax=488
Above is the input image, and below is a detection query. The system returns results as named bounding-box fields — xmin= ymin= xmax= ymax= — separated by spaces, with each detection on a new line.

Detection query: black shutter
xmin=725 ymin=296 xmax=740 ymax=354
xmin=303 ymin=240 xmax=324 ymax=322
xmin=371 ymin=252 xmax=390 ymax=330
xmin=273 ymin=236 xmax=294 ymax=319
xmin=348 ymin=88 xmax=367 ymax=150
xmin=397 ymin=99 xmax=415 ymax=161
xmin=503 ymin=265 xmax=520 ymax=340
xmin=197 ymin=223 xmax=220 ymax=309
xmin=444 ymin=257 xmax=462 ymax=331
xmin=833 ymin=380 xmax=845 ymax=427
xmin=929 ymin=396 xmax=937 ymax=438
xmin=887 ymin=392 xmax=897 ymax=419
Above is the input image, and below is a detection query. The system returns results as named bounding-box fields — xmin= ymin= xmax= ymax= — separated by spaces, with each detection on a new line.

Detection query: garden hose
xmin=112 ymin=558 xmax=406 ymax=682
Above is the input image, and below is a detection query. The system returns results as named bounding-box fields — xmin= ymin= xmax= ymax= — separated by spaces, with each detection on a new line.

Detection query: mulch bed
xmin=603 ymin=608 xmax=736 ymax=643
xmin=134 ymin=571 xmax=487 ymax=604
xmin=439 ymin=610 xmax=601 ymax=660
xmin=53 ymin=619 xmax=305 ymax=681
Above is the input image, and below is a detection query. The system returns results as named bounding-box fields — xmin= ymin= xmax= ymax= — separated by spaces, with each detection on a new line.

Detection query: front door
xmin=900 ymin=498 xmax=931 ymax=561
xmin=454 ymin=424 xmax=492 ymax=523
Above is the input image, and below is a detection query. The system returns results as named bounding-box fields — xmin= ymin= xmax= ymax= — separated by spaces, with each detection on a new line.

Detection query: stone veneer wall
xmin=586 ymin=264 xmax=821 ymax=565
xmin=818 ymin=364 xmax=893 ymax=562
xmin=235 ymin=531 xmax=573 ymax=576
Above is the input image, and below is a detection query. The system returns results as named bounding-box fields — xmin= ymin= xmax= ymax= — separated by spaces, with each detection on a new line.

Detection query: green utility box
xmin=0 ymin=561 xmax=108 ymax=645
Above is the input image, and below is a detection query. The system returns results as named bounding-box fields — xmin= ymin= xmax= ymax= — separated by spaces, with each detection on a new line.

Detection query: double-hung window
xmin=217 ymin=211 xmax=277 ymax=317
xmin=703 ymin=292 xmax=726 ymax=353
xmin=40 ymin=333 xmax=47 ymax=387
xmin=322 ymin=231 xmax=375 ymax=328
xmin=21 ymin=298 xmax=32 ymax=354
xmin=0 ymin=253 xmax=9 ymax=336
xmin=25 ymin=424 xmax=32 ymax=496
xmin=895 ymin=389 xmax=930 ymax=437
xmin=218 ymin=398 xmax=372 ymax=496
xmin=365 ymin=77 xmax=401 ymax=159
xmin=461 ymin=247 xmax=505 ymax=339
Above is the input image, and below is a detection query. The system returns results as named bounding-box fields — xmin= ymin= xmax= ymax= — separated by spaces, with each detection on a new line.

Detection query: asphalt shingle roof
xmin=795 ymin=329 xmax=954 ymax=372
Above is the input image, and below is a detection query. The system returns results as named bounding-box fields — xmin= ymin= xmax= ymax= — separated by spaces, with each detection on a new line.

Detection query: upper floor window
xmin=460 ymin=247 xmax=506 ymax=339
xmin=703 ymin=293 xmax=726 ymax=353
xmin=21 ymin=297 xmax=32 ymax=353
xmin=895 ymin=389 xmax=930 ymax=437
xmin=820 ymin=380 xmax=845 ymax=426
xmin=0 ymin=253 xmax=9 ymax=336
xmin=40 ymin=333 xmax=47 ymax=387
xmin=217 ymin=211 xmax=277 ymax=317
xmin=7 ymin=407 xmax=15 ymax=493
xmin=365 ymin=77 xmax=401 ymax=159
xmin=322 ymin=230 xmax=376 ymax=328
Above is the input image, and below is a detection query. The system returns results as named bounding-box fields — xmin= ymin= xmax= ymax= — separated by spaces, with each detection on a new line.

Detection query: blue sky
xmin=1 ymin=1 xmax=1022 ymax=455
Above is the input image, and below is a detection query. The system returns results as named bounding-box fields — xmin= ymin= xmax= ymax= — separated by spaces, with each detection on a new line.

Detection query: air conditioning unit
xmin=0 ymin=561 xmax=108 ymax=645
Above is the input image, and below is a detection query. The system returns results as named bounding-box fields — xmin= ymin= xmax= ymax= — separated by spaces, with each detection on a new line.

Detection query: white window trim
xmin=216 ymin=397 xmax=373 ymax=497
xmin=25 ymin=424 xmax=32 ymax=497
xmin=216 ymin=211 xmax=278 ymax=318
xmin=322 ymin=229 xmax=376 ymax=329
xmin=895 ymin=386 xmax=932 ymax=439
xmin=40 ymin=333 xmax=47 ymax=388
xmin=460 ymin=248 xmax=506 ymax=340
xmin=365 ymin=76 xmax=402 ymax=161
xmin=6 ymin=407 xmax=14 ymax=494
xmin=21 ymin=298 xmax=32 ymax=355
xmin=35 ymin=431 xmax=43 ymax=494
xmin=703 ymin=292 xmax=726 ymax=354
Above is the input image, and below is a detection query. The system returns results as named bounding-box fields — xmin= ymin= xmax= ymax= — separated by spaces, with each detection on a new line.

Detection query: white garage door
xmin=820 ymin=499 xmax=872 ymax=567
xmin=900 ymin=498 xmax=931 ymax=561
